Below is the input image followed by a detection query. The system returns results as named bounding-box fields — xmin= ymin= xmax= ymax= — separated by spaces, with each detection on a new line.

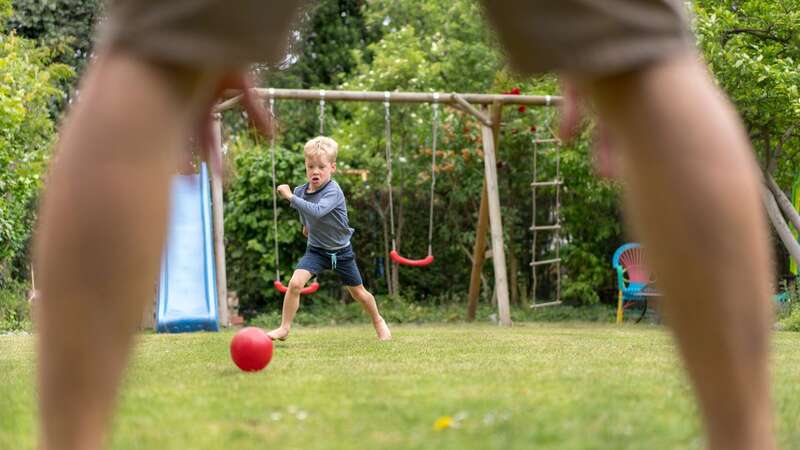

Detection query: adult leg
xmin=34 ymin=53 xmax=223 ymax=450
xmin=267 ymin=269 xmax=313 ymax=340
xmin=345 ymin=285 xmax=391 ymax=340
xmin=579 ymin=54 xmax=774 ymax=450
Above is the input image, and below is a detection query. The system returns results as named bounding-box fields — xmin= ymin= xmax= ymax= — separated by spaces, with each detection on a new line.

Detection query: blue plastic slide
xmin=156 ymin=163 xmax=219 ymax=333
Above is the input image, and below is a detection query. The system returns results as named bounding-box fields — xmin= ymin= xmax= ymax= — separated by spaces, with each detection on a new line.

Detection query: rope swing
xmin=267 ymin=89 xmax=320 ymax=295
xmin=384 ymin=92 xmax=439 ymax=267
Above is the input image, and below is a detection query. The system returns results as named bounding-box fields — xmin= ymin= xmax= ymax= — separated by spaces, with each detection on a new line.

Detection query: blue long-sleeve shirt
xmin=290 ymin=180 xmax=354 ymax=250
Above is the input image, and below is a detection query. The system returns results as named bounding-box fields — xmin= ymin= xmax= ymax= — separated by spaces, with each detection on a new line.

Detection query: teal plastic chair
xmin=612 ymin=243 xmax=654 ymax=323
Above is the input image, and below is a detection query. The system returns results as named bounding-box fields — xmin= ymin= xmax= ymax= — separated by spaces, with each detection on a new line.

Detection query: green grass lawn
xmin=3 ymin=323 xmax=800 ymax=450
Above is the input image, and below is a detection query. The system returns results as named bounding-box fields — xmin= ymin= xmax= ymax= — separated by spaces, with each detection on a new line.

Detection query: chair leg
xmin=635 ymin=300 xmax=648 ymax=324
xmin=616 ymin=290 xmax=624 ymax=324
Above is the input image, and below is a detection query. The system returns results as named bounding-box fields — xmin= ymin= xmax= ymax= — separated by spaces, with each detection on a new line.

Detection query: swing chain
xmin=427 ymin=93 xmax=439 ymax=255
xmin=383 ymin=91 xmax=396 ymax=250
xmin=318 ymin=89 xmax=326 ymax=135
xmin=268 ymin=89 xmax=280 ymax=281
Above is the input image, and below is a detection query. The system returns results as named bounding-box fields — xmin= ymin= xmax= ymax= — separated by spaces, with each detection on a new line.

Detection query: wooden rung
xmin=530 ymin=224 xmax=561 ymax=231
xmin=531 ymin=300 xmax=562 ymax=308
xmin=536 ymin=146 xmax=560 ymax=153
xmin=530 ymin=258 xmax=561 ymax=266
xmin=533 ymin=139 xmax=560 ymax=144
xmin=530 ymin=180 xmax=562 ymax=187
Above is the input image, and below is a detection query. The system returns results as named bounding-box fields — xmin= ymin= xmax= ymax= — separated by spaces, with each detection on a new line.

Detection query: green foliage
xmin=359 ymin=0 xmax=500 ymax=93
xmin=694 ymin=1 xmax=800 ymax=185
xmin=0 ymin=0 xmax=11 ymax=25
xmin=693 ymin=1 xmax=800 ymax=283
xmin=0 ymin=280 xmax=31 ymax=332
xmin=283 ymin=0 xmax=373 ymax=88
xmin=781 ymin=306 xmax=800 ymax=332
xmin=257 ymin=0 xmax=378 ymax=145
xmin=558 ymin=137 xmax=624 ymax=304
xmin=777 ymin=280 xmax=800 ymax=331
xmin=0 ymin=28 xmax=72 ymax=282
xmin=8 ymin=0 xmax=99 ymax=73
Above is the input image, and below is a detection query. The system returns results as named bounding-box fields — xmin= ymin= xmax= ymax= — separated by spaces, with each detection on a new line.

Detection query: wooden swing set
xmin=205 ymin=87 xmax=563 ymax=328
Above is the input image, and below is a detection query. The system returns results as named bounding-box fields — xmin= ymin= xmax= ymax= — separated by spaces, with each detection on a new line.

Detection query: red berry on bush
xmin=518 ymin=105 xmax=526 ymax=113
xmin=511 ymin=87 xmax=521 ymax=95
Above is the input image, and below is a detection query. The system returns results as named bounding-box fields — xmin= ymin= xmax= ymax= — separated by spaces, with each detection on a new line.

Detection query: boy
xmin=268 ymin=136 xmax=391 ymax=341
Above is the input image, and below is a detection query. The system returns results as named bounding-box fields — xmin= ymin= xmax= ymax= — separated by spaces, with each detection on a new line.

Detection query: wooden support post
xmin=210 ymin=115 xmax=229 ymax=328
xmin=467 ymin=180 xmax=489 ymax=321
xmin=452 ymin=94 xmax=492 ymax=127
xmin=480 ymin=105 xmax=511 ymax=327
xmin=467 ymin=103 xmax=503 ymax=321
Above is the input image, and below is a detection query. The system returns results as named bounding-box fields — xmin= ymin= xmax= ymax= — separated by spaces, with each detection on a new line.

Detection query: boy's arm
xmin=289 ymin=188 xmax=341 ymax=219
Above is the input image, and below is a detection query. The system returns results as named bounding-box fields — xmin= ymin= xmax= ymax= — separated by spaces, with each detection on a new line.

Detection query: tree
xmin=8 ymin=0 xmax=100 ymax=75
xmin=694 ymin=0 xmax=800 ymax=272
xmin=0 ymin=0 xmax=72 ymax=283
xmin=252 ymin=0 xmax=377 ymax=145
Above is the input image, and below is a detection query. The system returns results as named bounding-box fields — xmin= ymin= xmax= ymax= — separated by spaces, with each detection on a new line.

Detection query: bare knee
xmin=287 ymin=277 xmax=306 ymax=294
xmin=348 ymin=286 xmax=372 ymax=303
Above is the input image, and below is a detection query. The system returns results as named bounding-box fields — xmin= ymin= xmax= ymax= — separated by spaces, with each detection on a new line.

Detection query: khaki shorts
xmin=99 ymin=0 xmax=692 ymax=76
xmin=97 ymin=0 xmax=311 ymax=68
xmin=480 ymin=0 xmax=694 ymax=76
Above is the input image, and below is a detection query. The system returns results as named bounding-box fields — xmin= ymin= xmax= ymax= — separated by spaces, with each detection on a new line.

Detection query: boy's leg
xmin=33 ymin=53 xmax=224 ymax=450
xmin=345 ymin=285 xmax=391 ymax=341
xmin=267 ymin=269 xmax=313 ymax=340
xmin=579 ymin=55 xmax=774 ymax=450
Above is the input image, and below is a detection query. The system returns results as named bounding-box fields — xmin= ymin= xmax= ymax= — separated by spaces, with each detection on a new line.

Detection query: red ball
xmin=230 ymin=327 xmax=274 ymax=372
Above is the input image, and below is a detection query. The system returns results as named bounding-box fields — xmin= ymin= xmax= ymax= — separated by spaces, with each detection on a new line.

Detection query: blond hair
xmin=303 ymin=136 xmax=338 ymax=163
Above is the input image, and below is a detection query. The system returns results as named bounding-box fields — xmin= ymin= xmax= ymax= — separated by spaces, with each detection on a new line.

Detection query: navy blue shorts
xmin=296 ymin=244 xmax=363 ymax=287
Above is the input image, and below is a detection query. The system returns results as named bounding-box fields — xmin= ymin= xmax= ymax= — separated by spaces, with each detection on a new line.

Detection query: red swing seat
xmin=389 ymin=250 xmax=434 ymax=267
xmin=273 ymin=280 xmax=320 ymax=295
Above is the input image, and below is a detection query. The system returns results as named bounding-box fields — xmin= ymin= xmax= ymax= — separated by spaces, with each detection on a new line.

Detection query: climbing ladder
xmin=530 ymin=122 xmax=562 ymax=308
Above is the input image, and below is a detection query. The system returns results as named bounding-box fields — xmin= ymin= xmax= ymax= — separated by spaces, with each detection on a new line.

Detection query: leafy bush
xmin=0 ymin=280 xmax=32 ymax=332
xmin=781 ymin=307 xmax=800 ymax=332
xmin=0 ymin=5 xmax=72 ymax=283
xmin=777 ymin=279 xmax=800 ymax=331
xmin=249 ymin=294 xmax=617 ymax=329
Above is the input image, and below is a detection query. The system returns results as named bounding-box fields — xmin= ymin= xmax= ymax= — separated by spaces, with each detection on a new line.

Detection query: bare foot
xmin=374 ymin=317 xmax=392 ymax=341
xmin=266 ymin=327 xmax=289 ymax=341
